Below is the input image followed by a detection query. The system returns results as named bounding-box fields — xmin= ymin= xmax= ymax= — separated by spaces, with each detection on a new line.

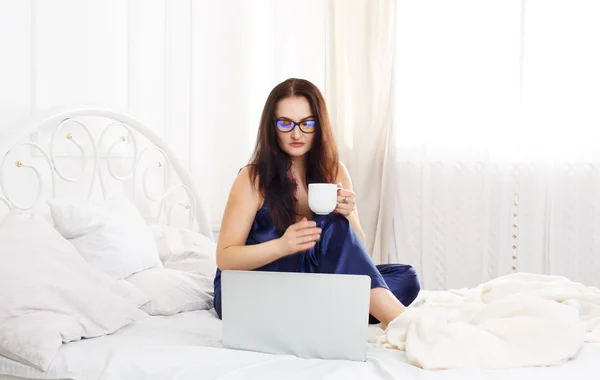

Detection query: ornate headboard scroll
xmin=0 ymin=106 xmax=213 ymax=241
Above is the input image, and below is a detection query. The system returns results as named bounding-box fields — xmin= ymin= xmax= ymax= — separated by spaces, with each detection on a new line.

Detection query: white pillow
xmin=150 ymin=224 xmax=217 ymax=278
xmin=126 ymin=268 xmax=214 ymax=316
xmin=0 ymin=213 xmax=148 ymax=371
xmin=47 ymin=196 xmax=162 ymax=279
xmin=115 ymin=279 xmax=152 ymax=308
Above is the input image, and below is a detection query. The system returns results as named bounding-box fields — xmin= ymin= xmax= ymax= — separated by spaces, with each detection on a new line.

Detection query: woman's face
xmin=274 ymin=96 xmax=316 ymax=158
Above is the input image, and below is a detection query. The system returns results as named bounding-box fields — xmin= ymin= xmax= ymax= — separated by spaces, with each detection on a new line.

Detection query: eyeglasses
xmin=275 ymin=117 xmax=317 ymax=133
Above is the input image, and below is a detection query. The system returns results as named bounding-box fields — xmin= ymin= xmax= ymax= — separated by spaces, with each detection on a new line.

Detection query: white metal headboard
xmin=0 ymin=106 xmax=213 ymax=240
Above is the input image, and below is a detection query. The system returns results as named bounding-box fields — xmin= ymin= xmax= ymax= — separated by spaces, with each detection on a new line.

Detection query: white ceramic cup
xmin=308 ymin=183 xmax=338 ymax=215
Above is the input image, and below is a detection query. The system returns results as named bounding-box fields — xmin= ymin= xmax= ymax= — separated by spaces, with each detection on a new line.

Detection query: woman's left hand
xmin=335 ymin=182 xmax=356 ymax=217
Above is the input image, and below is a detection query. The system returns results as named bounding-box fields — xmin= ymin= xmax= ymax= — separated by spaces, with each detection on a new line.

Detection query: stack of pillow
xmin=0 ymin=196 xmax=217 ymax=371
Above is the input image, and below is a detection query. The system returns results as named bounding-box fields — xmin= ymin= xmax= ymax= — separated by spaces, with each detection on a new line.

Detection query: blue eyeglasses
xmin=275 ymin=117 xmax=317 ymax=133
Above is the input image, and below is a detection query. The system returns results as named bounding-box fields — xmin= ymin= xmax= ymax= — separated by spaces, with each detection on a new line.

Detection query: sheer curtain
xmin=325 ymin=0 xmax=397 ymax=262
xmin=391 ymin=0 xmax=600 ymax=290
xmin=188 ymin=0 xmax=327 ymax=229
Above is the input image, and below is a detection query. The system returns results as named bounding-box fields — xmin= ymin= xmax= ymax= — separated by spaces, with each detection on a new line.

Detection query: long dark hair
xmin=248 ymin=78 xmax=339 ymax=233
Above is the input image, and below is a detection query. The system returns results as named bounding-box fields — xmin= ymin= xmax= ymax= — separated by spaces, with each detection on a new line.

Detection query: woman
xmin=213 ymin=78 xmax=420 ymax=327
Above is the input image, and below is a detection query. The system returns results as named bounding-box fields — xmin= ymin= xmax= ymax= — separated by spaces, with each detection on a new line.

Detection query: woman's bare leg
xmin=369 ymin=287 xmax=405 ymax=327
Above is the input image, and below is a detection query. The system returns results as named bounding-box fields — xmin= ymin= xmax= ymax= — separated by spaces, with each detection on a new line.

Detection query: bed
xmin=0 ymin=309 xmax=598 ymax=380
xmin=1 ymin=107 xmax=599 ymax=380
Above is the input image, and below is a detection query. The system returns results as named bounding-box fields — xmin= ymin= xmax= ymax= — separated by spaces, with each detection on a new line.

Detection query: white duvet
xmin=379 ymin=273 xmax=600 ymax=370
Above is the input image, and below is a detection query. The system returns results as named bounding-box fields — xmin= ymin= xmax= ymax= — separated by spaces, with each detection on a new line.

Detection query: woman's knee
xmin=380 ymin=264 xmax=421 ymax=306
xmin=403 ymin=265 xmax=421 ymax=305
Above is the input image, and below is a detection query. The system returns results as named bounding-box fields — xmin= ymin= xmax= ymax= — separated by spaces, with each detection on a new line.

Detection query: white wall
xmin=0 ymin=0 xmax=326 ymax=230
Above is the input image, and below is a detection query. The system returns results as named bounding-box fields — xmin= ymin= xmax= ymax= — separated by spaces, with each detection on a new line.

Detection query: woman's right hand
xmin=277 ymin=217 xmax=322 ymax=256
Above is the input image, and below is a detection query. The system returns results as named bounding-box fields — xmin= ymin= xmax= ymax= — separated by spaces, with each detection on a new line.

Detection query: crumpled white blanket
xmin=376 ymin=273 xmax=600 ymax=370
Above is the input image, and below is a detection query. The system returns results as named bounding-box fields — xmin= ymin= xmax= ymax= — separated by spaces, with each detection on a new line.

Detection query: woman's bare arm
xmin=216 ymin=167 xmax=286 ymax=270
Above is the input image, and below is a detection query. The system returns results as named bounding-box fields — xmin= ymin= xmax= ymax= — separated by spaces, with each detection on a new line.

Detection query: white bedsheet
xmin=1 ymin=308 xmax=599 ymax=380
xmin=380 ymin=273 xmax=600 ymax=370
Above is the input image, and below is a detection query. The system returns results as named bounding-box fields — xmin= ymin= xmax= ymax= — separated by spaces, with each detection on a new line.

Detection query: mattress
xmin=1 ymin=309 xmax=599 ymax=380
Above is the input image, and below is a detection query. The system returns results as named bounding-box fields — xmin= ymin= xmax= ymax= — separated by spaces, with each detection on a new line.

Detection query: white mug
xmin=308 ymin=183 xmax=338 ymax=215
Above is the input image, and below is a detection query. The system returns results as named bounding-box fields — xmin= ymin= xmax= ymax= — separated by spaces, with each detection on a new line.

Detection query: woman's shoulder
xmin=337 ymin=160 xmax=349 ymax=173
xmin=233 ymin=165 xmax=263 ymax=210
xmin=238 ymin=163 xmax=256 ymax=173
xmin=336 ymin=161 xmax=352 ymax=181
xmin=237 ymin=164 xmax=261 ymax=185
xmin=233 ymin=165 xmax=257 ymax=190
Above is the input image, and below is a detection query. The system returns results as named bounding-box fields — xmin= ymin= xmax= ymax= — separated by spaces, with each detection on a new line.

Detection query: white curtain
xmin=189 ymin=0 xmax=327 ymax=230
xmin=325 ymin=0 xmax=397 ymax=262
xmin=391 ymin=0 xmax=600 ymax=290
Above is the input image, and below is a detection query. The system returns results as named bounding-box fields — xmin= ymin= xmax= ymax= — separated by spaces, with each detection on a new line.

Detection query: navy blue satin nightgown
xmin=213 ymin=200 xmax=421 ymax=324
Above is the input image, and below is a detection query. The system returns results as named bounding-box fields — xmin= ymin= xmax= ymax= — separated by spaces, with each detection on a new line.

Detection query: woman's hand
xmin=335 ymin=182 xmax=356 ymax=217
xmin=277 ymin=218 xmax=322 ymax=256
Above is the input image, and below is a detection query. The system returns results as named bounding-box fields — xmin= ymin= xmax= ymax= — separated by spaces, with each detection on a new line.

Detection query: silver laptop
xmin=221 ymin=270 xmax=371 ymax=361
